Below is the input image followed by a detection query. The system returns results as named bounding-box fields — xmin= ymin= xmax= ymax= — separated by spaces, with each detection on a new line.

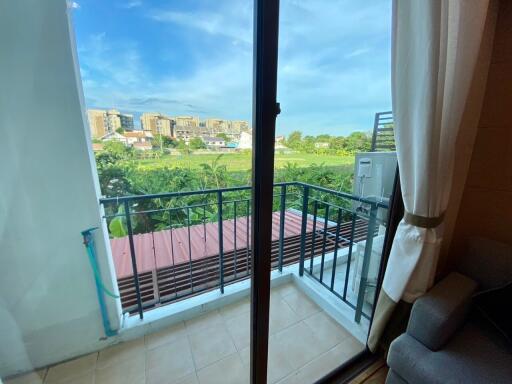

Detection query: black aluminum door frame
xmin=250 ymin=0 xmax=280 ymax=383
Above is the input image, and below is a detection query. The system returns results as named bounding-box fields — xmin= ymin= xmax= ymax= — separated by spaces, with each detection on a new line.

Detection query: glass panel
xmin=269 ymin=0 xmax=393 ymax=382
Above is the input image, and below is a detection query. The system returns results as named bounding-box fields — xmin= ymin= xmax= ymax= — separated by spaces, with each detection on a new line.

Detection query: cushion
xmin=473 ymin=282 xmax=512 ymax=345
xmin=388 ymin=323 xmax=512 ymax=384
xmin=406 ymin=272 xmax=477 ymax=351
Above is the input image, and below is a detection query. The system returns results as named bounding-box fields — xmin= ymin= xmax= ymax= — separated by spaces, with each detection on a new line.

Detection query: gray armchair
xmin=386 ymin=238 xmax=512 ymax=384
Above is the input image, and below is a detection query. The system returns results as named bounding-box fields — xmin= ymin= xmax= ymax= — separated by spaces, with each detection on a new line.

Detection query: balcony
xmin=4 ymin=183 xmax=388 ymax=384
xmin=100 ymin=182 xmax=388 ymax=324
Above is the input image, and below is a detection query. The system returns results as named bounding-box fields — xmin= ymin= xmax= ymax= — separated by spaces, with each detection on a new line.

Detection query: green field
xmin=134 ymin=151 xmax=355 ymax=172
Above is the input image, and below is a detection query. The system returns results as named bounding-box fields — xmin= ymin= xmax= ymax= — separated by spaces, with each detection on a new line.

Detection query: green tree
xmin=216 ymin=133 xmax=229 ymax=141
xmin=344 ymin=132 xmax=372 ymax=153
xmin=316 ymin=134 xmax=331 ymax=142
xmin=95 ymin=141 xmax=132 ymax=169
xmin=154 ymin=134 xmax=176 ymax=148
xmin=286 ymin=131 xmax=302 ymax=150
xmin=189 ymin=137 xmax=206 ymax=150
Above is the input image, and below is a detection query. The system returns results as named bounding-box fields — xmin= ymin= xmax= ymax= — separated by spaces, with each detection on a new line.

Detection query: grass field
xmin=134 ymin=151 xmax=355 ymax=172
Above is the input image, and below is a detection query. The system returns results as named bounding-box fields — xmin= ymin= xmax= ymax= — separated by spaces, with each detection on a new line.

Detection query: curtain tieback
xmin=403 ymin=211 xmax=445 ymax=228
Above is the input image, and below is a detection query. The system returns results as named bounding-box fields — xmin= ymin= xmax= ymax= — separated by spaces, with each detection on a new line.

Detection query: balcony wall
xmin=0 ymin=0 xmax=121 ymax=376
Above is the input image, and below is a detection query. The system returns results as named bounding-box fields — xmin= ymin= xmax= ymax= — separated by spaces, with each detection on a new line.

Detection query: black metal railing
xmin=99 ymin=182 xmax=388 ymax=322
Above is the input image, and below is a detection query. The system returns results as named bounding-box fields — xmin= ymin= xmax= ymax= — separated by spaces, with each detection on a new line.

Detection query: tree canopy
xmin=283 ymin=130 xmax=371 ymax=154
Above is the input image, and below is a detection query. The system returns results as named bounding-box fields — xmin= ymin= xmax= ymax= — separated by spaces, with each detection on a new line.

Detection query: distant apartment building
xmin=140 ymin=113 xmax=175 ymax=137
xmin=87 ymin=109 xmax=134 ymax=138
xmin=204 ymin=118 xmax=230 ymax=135
xmin=87 ymin=109 xmax=108 ymax=138
xmin=175 ymin=126 xmax=202 ymax=143
xmin=201 ymin=118 xmax=249 ymax=141
xmin=231 ymin=120 xmax=250 ymax=133
xmin=106 ymin=109 xmax=134 ymax=132
xmin=173 ymin=116 xmax=201 ymax=143
xmin=174 ymin=116 xmax=200 ymax=128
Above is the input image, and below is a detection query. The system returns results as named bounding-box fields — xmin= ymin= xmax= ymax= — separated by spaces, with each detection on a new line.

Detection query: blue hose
xmin=81 ymin=227 xmax=118 ymax=337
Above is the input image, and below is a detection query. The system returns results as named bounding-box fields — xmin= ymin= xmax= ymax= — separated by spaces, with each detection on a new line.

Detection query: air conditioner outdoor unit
xmin=351 ymin=152 xmax=397 ymax=304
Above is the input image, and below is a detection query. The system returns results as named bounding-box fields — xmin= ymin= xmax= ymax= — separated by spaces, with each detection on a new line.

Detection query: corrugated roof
xmin=111 ymin=210 xmax=315 ymax=279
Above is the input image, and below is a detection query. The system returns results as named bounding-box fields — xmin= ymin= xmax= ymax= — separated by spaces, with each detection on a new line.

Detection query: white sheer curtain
xmin=368 ymin=0 xmax=491 ymax=351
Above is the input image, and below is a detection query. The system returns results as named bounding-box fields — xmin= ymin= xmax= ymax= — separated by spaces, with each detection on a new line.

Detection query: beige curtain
xmin=368 ymin=0 xmax=493 ymax=352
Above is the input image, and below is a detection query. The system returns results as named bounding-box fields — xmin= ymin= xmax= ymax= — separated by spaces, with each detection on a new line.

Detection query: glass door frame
xmin=249 ymin=1 xmax=402 ymax=382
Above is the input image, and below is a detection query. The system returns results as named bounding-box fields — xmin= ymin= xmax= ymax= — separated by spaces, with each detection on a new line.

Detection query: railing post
xmin=123 ymin=200 xmax=144 ymax=319
xmin=309 ymin=201 xmax=319 ymax=273
xmin=217 ymin=190 xmax=224 ymax=294
xmin=186 ymin=207 xmax=193 ymax=292
xmin=355 ymin=202 xmax=378 ymax=323
xmin=233 ymin=200 xmax=238 ymax=279
xmin=319 ymin=203 xmax=330 ymax=283
xmin=278 ymin=184 xmax=286 ymax=272
xmin=299 ymin=185 xmax=309 ymax=276
xmin=343 ymin=213 xmax=357 ymax=300
xmin=330 ymin=208 xmax=343 ymax=291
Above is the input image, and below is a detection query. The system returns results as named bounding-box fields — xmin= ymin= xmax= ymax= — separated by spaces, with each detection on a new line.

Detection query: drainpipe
xmin=81 ymin=227 xmax=118 ymax=337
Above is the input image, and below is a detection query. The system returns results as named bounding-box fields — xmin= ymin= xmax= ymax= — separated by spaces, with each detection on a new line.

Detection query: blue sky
xmin=72 ymin=0 xmax=391 ymax=136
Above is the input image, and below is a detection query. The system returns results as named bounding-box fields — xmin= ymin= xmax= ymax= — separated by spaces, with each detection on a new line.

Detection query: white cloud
xmin=78 ymin=33 xmax=144 ymax=86
xmin=68 ymin=1 xmax=80 ymax=10
xmin=148 ymin=1 xmax=253 ymax=45
xmin=345 ymin=48 xmax=370 ymax=59
xmin=119 ymin=1 xmax=142 ymax=9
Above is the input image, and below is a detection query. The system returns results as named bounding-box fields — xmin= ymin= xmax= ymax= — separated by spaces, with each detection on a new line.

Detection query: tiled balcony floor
xmin=5 ymin=282 xmax=364 ymax=384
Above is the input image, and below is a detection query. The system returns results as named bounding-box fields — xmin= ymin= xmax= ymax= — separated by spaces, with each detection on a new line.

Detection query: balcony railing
xmin=99 ymin=182 xmax=389 ymax=323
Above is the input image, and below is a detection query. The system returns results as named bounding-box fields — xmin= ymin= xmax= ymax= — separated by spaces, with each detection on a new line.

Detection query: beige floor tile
xmin=53 ymin=370 xmax=94 ymax=384
xmin=294 ymin=340 xmax=363 ymax=384
xmin=4 ymin=370 xmax=46 ymax=384
xmin=145 ymin=321 xmax=187 ymax=350
xmin=185 ymin=310 xmax=223 ymax=335
xmin=175 ymin=372 xmax=199 ymax=384
xmin=272 ymin=282 xmax=300 ymax=299
xmin=269 ymin=298 xmax=300 ymax=335
xmin=188 ymin=323 xmax=237 ymax=369
xmin=146 ymin=337 xmax=195 ymax=384
xmin=274 ymin=322 xmax=331 ymax=370
xmin=239 ymin=337 xmax=295 ymax=384
xmin=196 ymin=353 xmax=248 ymax=384
xmin=302 ymin=312 xmax=351 ymax=350
xmin=335 ymin=336 xmax=365 ymax=357
xmin=95 ymin=355 xmax=145 ymax=384
xmin=97 ymin=338 xmax=145 ymax=369
xmin=224 ymin=311 xmax=250 ymax=351
xmin=282 ymin=291 xmax=320 ymax=320
xmin=218 ymin=297 xmax=250 ymax=320
xmin=45 ymin=353 xmax=97 ymax=383
xmin=275 ymin=373 xmax=298 ymax=384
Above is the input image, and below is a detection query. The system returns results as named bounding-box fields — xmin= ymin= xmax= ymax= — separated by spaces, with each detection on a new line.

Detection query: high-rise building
xmin=106 ymin=109 xmax=134 ymax=132
xmin=140 ymin=113 xmax=175 ymax=137
xmin=204 ymin=118 xmax=230 ymax=135
xmin=87 ymin=109 xmax=134 ymax=138
xmin=230 ymin=120 xmax=250 ymax=133
xmin=174 ymin=116 xmax=200 ymax=128
xmin=107 ymin=109 xmax=133 ymax=131
xmin=87 ymin=109 xmax=108 ymax=138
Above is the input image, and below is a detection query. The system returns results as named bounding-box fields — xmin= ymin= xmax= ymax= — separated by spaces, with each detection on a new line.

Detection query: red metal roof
xmin=110 ymin=210 xmax=315 ymax=279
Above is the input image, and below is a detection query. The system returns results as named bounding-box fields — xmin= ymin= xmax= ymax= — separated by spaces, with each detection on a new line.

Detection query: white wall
xmin=0 ymin=0 xmax=122 ymax=376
